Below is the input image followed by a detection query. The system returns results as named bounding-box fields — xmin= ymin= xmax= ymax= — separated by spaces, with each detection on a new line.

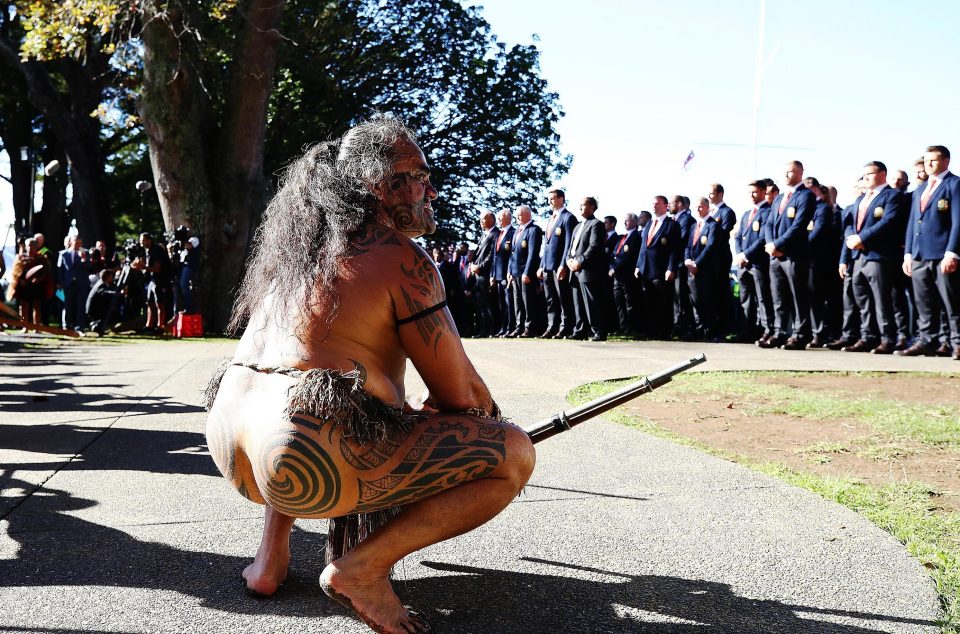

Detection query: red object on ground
xmin=175 ymin=313 xmax=204 ymax=338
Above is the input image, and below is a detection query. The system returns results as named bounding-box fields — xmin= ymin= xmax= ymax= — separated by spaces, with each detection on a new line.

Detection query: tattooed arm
xmin=391 ymin=241 xmax=495 ymax=416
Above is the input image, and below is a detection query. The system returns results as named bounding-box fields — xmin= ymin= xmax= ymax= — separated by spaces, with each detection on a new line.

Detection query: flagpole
xmin=750 ymin=0 xmax=766 ymax=177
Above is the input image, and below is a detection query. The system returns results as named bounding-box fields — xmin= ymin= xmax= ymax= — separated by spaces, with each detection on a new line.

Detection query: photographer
xmin=86 ymin=269 xmax=122 ymax=335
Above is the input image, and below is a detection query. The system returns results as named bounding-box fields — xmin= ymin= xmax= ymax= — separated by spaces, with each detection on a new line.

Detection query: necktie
xmin=778 ymin=190 xmax=793 ymax=214
xmin=496 ymin=228 xmax=508 ymax=250
xmin=693 ymin=221 xmax=703 ymax=245
xmin=646 ymin=219 xmax=659 ymax=246
xmin=748 ymin=206 xmax=758 ymax=226
xmin=920 ymin=177 xmax=938 ymax=213
xmin=615 ymin=233 xmax=628 ymax=254
xmin=547 ymin=213 xmax=559 ymax=239
xmin=856 ymin=191 xmax=875 ymax=231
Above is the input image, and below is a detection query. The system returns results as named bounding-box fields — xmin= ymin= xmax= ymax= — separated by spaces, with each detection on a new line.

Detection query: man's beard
xmin=389 ymin=199 xmax=436 ymax=236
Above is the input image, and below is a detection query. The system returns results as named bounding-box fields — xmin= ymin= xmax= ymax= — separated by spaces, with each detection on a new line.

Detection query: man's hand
xmin=764 ymin=242 xmax=776 ymax=256
xmin=845 ymin=234 xmax=864 ymax=251
xmin=838 ymin=263 xmax=847 ymax=279
xmin=941 ymin=256 xmax=959 ymax=275
xmin=557 ymin=265 xmax=569 ymax=281
xmin=608 ymin=268 xmax=614 ymax=278
xmin=634 ymin=268 xmax=641 ymax=279
xmin=521 ymin=273 xmax=531 ymax=284
xmin=665 ymin=270 xmax=676 ymax=282
xmin=685 ymin=260 xmax=697 ymax=276
xmin=736 ymin=252 xmax=748 ymax=267
xmin=566 ymin=258 xmax=581 ymax=273
xmin=902 ymin=255 xmax=912 ymax=277
xmin=469 ymin=264 xmax=480 ymax=274
xmin=489 ymin=277 xmax=496 ymax=287
xmin=507 ymin=273 xmax=514 ymax=285
xmin=536 ymin=267 xmax=544 ymax=280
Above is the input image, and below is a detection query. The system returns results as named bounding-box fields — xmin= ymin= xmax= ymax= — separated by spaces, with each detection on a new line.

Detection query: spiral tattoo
xmin=253 ymin=414 xmax=342 ymax=516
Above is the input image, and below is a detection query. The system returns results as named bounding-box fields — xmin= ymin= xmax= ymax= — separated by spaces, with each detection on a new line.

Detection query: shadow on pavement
xmin=0 ymin=476 xmax=933 ymax=633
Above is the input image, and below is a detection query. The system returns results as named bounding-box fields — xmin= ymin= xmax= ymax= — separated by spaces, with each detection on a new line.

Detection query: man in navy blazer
xmin=538 ymin=189 xmax=578 ymax=338
xmin=637 ymin=196 xmax=681 ymax=339
xmin=708 ymin=183 xmax=736 ymax=335
xmin=671 ymin=195 xmax=697 ymax=337
xmin=899 ymin=145 xmax=960 ymax=360
xmin=734 ymin=180 xmax=774 ymax=343
xmin=565 ymin=196 xmax=608 ymax=340
xmin=57 ymin=235 xmax=91 ymax=331
xmin=760 ymin=160 xmax=816 ymax=349
xmin=684 ymin=197 xmax=723 ymax=341
xmin=804 ymin=177 xmax=841 ymax=348
xmin=610 ymin=213 xmax=642 ymax=335
xmin=491 ymin=209 xmax=515 ymax=337
xmin=469 ymin=211 xmax=498 ymax=337
xmin=508 ymin=205 xmax=543 ymax=337
xmin=842 ymin=161 xmax=907 ymax=354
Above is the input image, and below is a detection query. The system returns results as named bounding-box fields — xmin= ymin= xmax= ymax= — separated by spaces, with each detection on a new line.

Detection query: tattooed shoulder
xmin=348 ymin=224 xmax=404 ymax=256
xmin=395 ymin=243 xmax=448 ymax=355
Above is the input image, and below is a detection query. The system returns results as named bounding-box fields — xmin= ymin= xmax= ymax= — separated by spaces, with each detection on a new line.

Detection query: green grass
xmin=595 ymin=371 xmax=960 ymax=451
xmin=569 ymin=372 xmax=960 ymax=633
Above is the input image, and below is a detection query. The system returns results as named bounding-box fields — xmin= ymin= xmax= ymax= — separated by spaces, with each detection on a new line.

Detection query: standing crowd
xmin=436 ymin=145 xmax=959 ymax=360
xmin=3 ymin=227 xmax=200 ymax=336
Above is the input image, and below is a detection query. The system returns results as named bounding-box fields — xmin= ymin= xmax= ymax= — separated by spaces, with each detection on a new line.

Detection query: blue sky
xmin=3 ymin=1 xmax=959 ymax=235
xmin=469 ymin=0 xmax=960 ymax=219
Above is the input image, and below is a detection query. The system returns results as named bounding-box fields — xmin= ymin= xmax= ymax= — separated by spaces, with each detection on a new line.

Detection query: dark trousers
xmin=612 ymin=274 xmax=640 ymax=333
xmin=839 ymin=272 xmax=861 ymax=340
xmin=911 ymin=259 xmax=960 ymax=347
xmin=472 ymin=275 xmax=495 ymax=336
xmin=808 ymin=261 xmax=838 ymax=340
xmin=543 ymin=269 xmax=575 ymax=335
xmin=62 ymin=281 xmax=90 ymax=330
xmin=689 ymin=269 xmax=719 ymax=338
xmin=570 ymin=274 xmax=606 ymax=337
xmin=493 ymin=279 xmax=514 ymax=335
xmin=674 ymin=269 xmax=693 ymax=336
xmin=642 ymin=277 xmax=675 ymax=339
xmin=851 ymin=258 xmax=896 ymax=344
xmin=512 ymin=277 xmax=540 ymax=333
xmin=769 ymin=257 xmax=810 ymax=339
xmin=715 ymin=256 xmax=734 ymax=335
xmin=890 ymin=267 xmax=913 ymax=339
xmin=738 ymin=263 xmax=773 ymax=338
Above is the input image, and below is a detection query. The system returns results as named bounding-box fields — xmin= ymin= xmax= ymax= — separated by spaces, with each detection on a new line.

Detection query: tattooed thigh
xmin=351 ymin=417 xmax=508 ymax=512
xmin=249 ymin=414 xmax=344 ymax=517
xmin=206 ymin=415 xmax=264 ymax=504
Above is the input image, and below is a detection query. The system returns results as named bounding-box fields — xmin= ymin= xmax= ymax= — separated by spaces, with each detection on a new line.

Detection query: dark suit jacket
xmin=685 ymin=217 xmax=721 ymax=269
xmin=567 ymin=216 xmax=607 ymax=282
xmin=473 ymin=228 xmax=497 ymax=276
xmin=509 ymin=223 xmax=542 ymax=278
xmin=674 ymin=210 xmax=696 ymax=249
xmin=764 ymin=184 xmax=816 ymax=259
xmin=839 ymin=204 xmax=856 ymax=268
xmin=605 ymin=232 xmax=620 ymax=260
xmin=905 ymin=172 xmax=960 ymax=261
xmin=637 ymin=216 xmax=682 ymax=281
xmin=846 ymin=186 xmax=906 ymax=262
xmin=609 ymin=229 xmax=642 ymax=280
xmin=57 ymin=249 xmax=91 ymax=288
xmin=711 ymin=202 xmax=736 ymax=264
xmin=492 ymin=225 xmax=514 ymax=281
xmin=735 ymin=203 xmax=771 ymax=268
xmin=807 ymin=199 xmax=837 ymax=267
xmin=542 ymin=209 xmax=578 ymax=271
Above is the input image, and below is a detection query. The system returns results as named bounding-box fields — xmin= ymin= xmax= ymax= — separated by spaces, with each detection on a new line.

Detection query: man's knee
xmin=501 ymin=425 xmax=536 ymax=486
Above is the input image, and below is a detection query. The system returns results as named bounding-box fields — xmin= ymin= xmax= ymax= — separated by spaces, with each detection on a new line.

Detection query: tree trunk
xmin=204 ymin=0 xmax=287 ymax=331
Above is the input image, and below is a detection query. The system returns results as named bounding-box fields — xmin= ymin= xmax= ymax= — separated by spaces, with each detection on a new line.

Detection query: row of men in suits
xmin=450 ymin=145 xmax=959 ymax=360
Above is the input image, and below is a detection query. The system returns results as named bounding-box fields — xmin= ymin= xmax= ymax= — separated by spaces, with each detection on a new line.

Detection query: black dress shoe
xmin=757 ymin=335 xmax=786 ymax=349
xmin=896 ymin=342 xmax=936 ymax=356
xmin=870 ymin=341 xmax=895 ymax=354
xmin=936 ymin=343 xmax=953 ymax=357
xmin=954 ymin=346 xmax=960 ymax=361
xmin=505 ymin=329 xmax=521 ymax=338
xmin=519 ymin=330 xmax=535 ymax=338
xmin=565 ymin=332 xmax=587 ymax=340
xmin=755 ymin=333 xmax=772 ymax=346
xmin=589 ymin=334 xmax=607 ymax=342
xmin=782 ymin=336 xmax=806 ymax=350
xmin=826 ymin=337 xmax=852 ymax=350
xmin=539 ymin=329 xmax=557 ymax=339
xmin=806 ymin=336 xmax=826 ymax=349
xmin=842 ymin=339 xmax=876 ymax=353
xmin=895 ymin=336 xmax=910 ymax=352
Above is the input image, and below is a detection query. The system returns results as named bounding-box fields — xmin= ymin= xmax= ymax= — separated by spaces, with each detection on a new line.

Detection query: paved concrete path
xmin=0 ymin=337 xmax=950 ymax=633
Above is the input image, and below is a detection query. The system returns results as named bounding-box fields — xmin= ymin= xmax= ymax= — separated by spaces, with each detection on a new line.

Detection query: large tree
xmin=7 ymin=0 xmax=568 ymax=331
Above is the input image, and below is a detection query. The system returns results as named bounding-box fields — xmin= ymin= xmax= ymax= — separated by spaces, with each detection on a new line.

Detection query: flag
xmin=682 ymin=150 xmax=695 ymax=172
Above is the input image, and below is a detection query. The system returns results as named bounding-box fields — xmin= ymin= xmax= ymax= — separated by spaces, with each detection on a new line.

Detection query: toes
xmin=404 ymin=610 xmax=431 ymax=633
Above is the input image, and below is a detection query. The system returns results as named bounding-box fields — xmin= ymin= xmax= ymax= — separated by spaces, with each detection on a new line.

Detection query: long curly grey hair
xmin=228 ymin=115 xmax=417 ymax=336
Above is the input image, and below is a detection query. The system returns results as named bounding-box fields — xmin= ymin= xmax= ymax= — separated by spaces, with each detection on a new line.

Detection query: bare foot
xmin=320 ymin=562 xmax=429 ymax=633
xmin=241 ymin=544 xmax=289 ymax=597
